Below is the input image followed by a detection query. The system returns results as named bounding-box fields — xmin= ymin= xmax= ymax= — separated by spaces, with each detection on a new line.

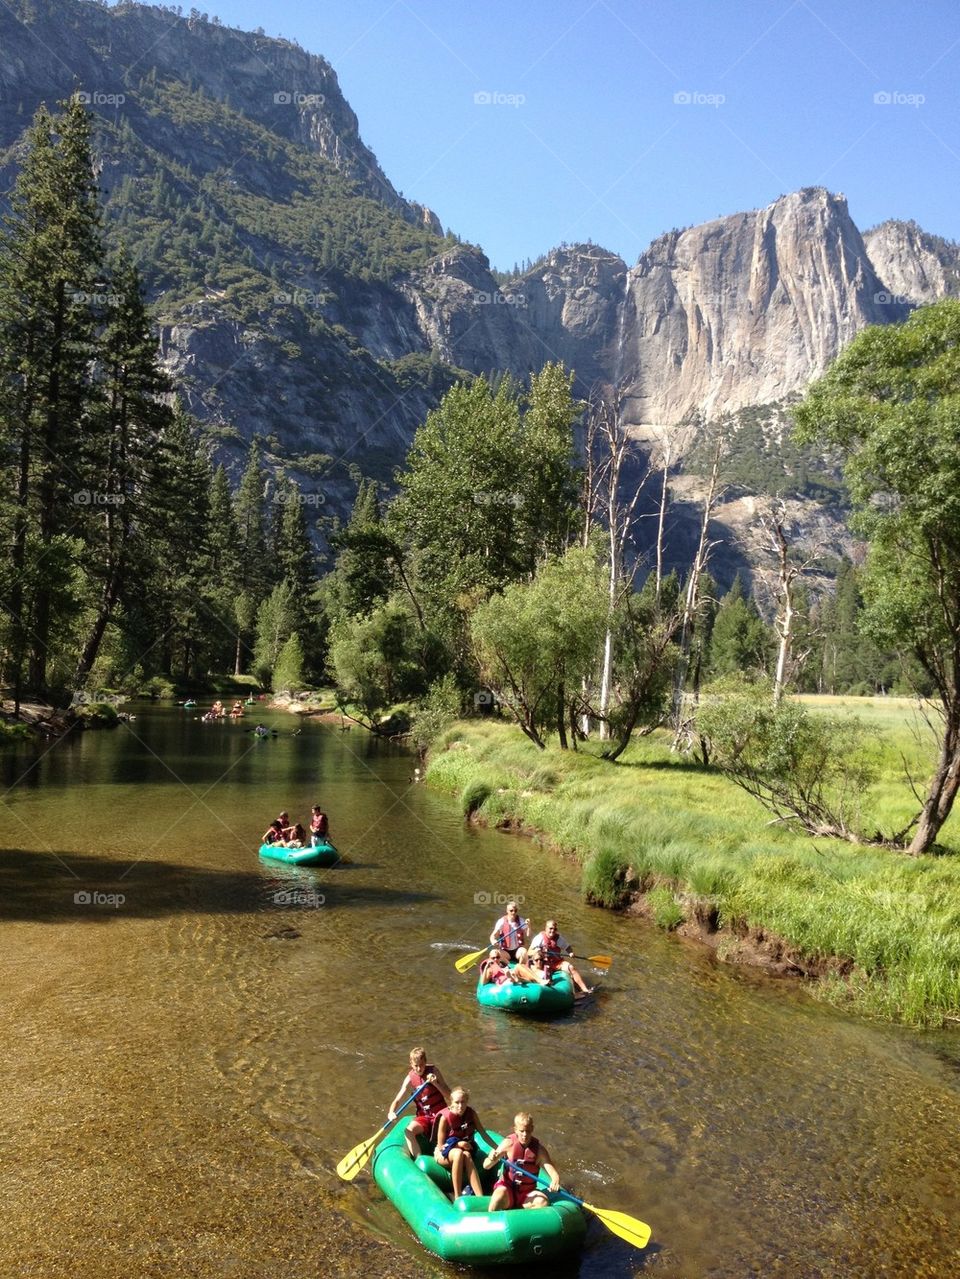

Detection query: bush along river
xmin=2 ymin=704 xmax=959 ymax=1277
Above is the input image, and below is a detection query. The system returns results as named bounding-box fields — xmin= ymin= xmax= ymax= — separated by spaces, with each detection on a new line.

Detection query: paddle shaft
xmin=499 ymin=1159 xmax=650 ymax=1249
xmin=336 ymin=1081 xmax=430 ymax=1180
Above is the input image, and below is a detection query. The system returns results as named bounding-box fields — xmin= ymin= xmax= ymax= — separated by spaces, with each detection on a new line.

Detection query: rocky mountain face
xmin=0 ymin=1 xmax=957 ymax=579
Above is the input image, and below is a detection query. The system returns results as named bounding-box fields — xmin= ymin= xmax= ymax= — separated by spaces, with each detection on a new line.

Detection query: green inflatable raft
xmin=476 ymin=967 xmax=575 ymax=1016
xmin=258 ymin=841 xmax=337 ymax=867
xmin=371 ymin=1122 xmax=586 ymax=1265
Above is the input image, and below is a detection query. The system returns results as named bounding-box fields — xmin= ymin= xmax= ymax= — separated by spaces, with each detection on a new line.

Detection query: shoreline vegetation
xmin=426 ymin=710 xmax=960 ymax=1029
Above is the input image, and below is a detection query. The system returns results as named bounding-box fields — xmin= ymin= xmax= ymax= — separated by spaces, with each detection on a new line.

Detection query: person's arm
xmin=559 ymin=934 xmax=574 ymax=956
xmin=430 ymin=1069 xmax=451 ymax=1100
xmin=434 ymin=1113 xmax=450 ymax=1157
xmin=387 ymin=1076 xmax=410 ymax=1120
xmin=521 ymin=919 xmax=531 ymax=942
xmin=482 ymin=1137 xmax=510 ymax=1170
xmin=537 ymin=1144 xmax=561 ymax=1191
xmin=489 ymin=918 xmax=502 ymax=946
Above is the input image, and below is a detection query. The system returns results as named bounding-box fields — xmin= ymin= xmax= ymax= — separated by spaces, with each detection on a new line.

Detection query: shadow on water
xmin=0 ymin=848 xmax=439 ymax=921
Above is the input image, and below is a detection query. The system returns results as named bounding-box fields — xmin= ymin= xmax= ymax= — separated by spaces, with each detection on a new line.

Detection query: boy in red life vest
xmin=387 ymin=1046 xmax=450 ymax=1159
xmin=309 ymin=805 xmax=329 ymax=846
xmin=489 ymin=900 xmax=530 ymax=964
xmin=528 ymin=919 xmax=593 ymax=995
xmin=483 ymin=1112 xmax=560 ymax=1210
xmin=262 ymin=819 xmax=283 ymax=845
xmin=434 ymin=1086 xmax=496 ymax=1200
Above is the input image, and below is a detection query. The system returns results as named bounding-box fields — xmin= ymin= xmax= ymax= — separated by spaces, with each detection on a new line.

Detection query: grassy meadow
xmin=426 ymin=698 xmax=960 ymax=1027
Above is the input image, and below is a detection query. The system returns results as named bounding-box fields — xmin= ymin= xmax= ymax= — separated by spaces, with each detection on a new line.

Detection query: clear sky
xmin=144 ymin=0 xmax=959 ymax=272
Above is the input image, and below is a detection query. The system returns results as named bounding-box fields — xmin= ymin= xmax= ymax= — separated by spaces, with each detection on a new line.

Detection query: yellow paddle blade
xmin=583 ymin=953 xmax=612 ymax=969
xmin=336 ymin=1128 xmax=383 ymax=1181
xmin=582 ymin=1202 xmax=651 ymax=1249
xmin=454 ymin=946 xmax=488 ymax=974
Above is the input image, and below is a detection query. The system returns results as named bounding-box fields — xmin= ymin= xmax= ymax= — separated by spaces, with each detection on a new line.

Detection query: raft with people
xmin=258 ymin=840 xmax=337 ymax=867
xmin=370 ymin=1121 xmax=586 ymax=1265
xmin=475 ymin=966 xmax=576 ymax=1016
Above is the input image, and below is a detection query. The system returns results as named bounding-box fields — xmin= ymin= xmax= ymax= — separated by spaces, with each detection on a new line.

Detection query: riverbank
xmin=426 ymin=719 xmax=960 ymax=1027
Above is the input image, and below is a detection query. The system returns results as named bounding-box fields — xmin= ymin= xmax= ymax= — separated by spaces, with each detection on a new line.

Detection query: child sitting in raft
xmin=434 ymin=1087 xmax=496 ymax=1201
xmin=309 ymin=805 xmax=329 ymax=846
xmin=483 ymin=1112 xmax=560 ymax=1210
xmin=285 ymin=822 xmax=307 ymax=848
xmin=388 ymin=1047 xmax=451 ymax=1159
xmin=262 ymin=819 xmax=283 ymax=845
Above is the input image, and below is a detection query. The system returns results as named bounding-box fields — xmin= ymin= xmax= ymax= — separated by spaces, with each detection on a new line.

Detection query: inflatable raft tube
xmin=258 ymin=841 xmax=338 ymax=867
xmin=476 ymin=967 xmax=575 ymax=1016
xmin=371 ymin=1122 xmax=586 ymax=1265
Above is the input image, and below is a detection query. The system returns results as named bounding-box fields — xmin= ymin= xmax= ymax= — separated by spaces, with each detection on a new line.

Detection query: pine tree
xmin=232 ymin=438 xmax=269 ymax=673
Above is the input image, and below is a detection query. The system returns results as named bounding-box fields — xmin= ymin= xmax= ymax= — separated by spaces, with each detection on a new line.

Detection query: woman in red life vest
xmin=483 ymin=1112 xmax=560 ymax=1210
xmin=489 ymin=901 xmax=529 ymax=964
xmin=528 ymin=919 xmax=593 ymax=995
xmin=309 ymin=805 xmax=329 ymax=846
xmin=434 ymin=1086 xmax=496 ymax=1200
xmin=387 ymin=1047 xmax=450 ymax=1159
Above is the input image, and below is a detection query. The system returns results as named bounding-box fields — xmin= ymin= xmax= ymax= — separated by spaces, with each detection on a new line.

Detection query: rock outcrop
xmin=862 ymin=220 xmax=960 ymax=306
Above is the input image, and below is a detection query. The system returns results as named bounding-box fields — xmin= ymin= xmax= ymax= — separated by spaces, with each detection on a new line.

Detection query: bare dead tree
xmin=759 ymin=501 xmax=824 ymax=705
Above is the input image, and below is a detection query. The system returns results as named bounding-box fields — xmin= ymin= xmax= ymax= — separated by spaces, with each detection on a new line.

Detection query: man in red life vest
xmin=309 ymin=805 xmax=329 ymax=846
xmin=528 ymin=919 xmax=593 ymax=995
xmin=483 ymin=1112 xmax=560 ymax=1210
xmin=387 ymin=1046 xmax=451 ymax=1159
xmin=489 ymin=900 xmax=530 ymax=964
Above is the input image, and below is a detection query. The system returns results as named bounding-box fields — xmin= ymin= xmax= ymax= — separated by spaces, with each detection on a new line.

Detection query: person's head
xmin=279 ymin=810 xmax=289 ymax=822
xmin=514 ymin=1112 xmax=534 ymax=1142
xmin=449 ymin=1087 xmax=469 ymax=1113
xmin=312 ymin=804 xmax=322 ymax=813
xmin=506 ymin=901 xmax=519 ymax=917
xmin=488 ymin=949 xmax=500 ymax=961
xmin=269 ymin=819 xmax=282 ymax=830
xmin=409 ymin=1046 xmax=427 ymax=1071
xmin=544 ymin=920 xmax=559 ymax=937
xmin=528 ymin=947 xmax=543 ymax=965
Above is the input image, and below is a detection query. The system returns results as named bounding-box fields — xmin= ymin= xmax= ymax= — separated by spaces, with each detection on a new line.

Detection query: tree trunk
xmin=907 ymin=712 xmax=960 ymax=853
xmin=556 ymin=681 xmax=568 ymax=749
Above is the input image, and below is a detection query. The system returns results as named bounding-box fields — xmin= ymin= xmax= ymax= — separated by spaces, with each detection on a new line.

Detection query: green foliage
xmin=253 ymin=580 xmax=296 ymax=684
xmin=696 ymin=676 xmax=878 ymax=839
xmin=327 ymin=596 xmax=430 ymax=726
xmin=647 ymin=885 xmax=685 ymax=930
xmin=409 ymin=673 xmax=462 ymax=758
xmin=582 ymin=846 xmax=635 ymax=908
xmin=271 ymin=631 xmax=305 ymax=692
xmin=707 ymin=575 xmax=772 ymax=677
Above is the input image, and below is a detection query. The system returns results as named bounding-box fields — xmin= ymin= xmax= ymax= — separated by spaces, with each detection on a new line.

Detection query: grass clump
xmin=582 ymin=846 xmax=635 ymax=908
xmin=647 ymin=885 xmax=685 ymax=931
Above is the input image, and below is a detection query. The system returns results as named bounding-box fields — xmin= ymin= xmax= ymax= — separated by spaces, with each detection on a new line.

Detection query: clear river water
xmin=2 ymin=706 xmax=959 ymax=1278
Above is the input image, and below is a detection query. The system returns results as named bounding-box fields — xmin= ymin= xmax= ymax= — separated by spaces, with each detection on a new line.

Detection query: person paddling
xmin=529 ymin=919 xmax=593 ymax=995
xmin=483 ymin=1112 xmax=560 ymax=1210
xmin=387 ymin=1047 xmax=450 ymax=1159
xmin=434 ymin=1086 xmax=496 ymax=1201
xmin=489 ymin=900 xmax=530 ymax=964
xmin=309 ymin=805 xmax=330 ymax=846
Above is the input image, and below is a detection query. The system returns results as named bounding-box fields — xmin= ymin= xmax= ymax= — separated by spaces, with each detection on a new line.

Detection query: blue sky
xmin=159 ymin=1 xmax=958 ymax=271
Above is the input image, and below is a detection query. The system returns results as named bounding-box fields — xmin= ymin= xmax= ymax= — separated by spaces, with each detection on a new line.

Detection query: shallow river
xmin=2 ymin=707 xmax=959 ymax=1278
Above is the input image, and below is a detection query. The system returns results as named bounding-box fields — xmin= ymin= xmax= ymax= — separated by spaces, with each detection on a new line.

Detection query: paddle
xmin=336 ymin=1081 xmax=428 ymax=1182
xmin=500 ymin=1159 xmax=651 ymax=1249
xmin=454 ymin=947 xmax=612 ymax=974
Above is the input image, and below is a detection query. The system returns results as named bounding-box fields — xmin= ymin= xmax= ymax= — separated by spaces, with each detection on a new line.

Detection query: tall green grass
xmin=426 ymin=714 xmax=960 ymax=1027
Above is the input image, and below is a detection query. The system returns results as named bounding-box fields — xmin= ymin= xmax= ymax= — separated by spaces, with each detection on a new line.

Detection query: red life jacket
xmin=504 ymin=1134 xmax=541 ymax=1188
xmin=311 ymin=811 xmax=328 ymax=836
xmin=408 ymin=1067 xmax=445 ymax=1117
xmin=481 ymin=958 xmax=509 ymax=985
xmin=494 ymin=914 xmax=526 ymax=949
xmin=541 ymin=935 xmax=563 ymax=974
xmin=440 ymin=1105 xmax=477 ymax=1143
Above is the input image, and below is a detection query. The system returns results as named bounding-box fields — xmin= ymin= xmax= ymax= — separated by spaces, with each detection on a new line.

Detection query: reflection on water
xmin=1 ymin=705 xmax=959 ymax=1277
